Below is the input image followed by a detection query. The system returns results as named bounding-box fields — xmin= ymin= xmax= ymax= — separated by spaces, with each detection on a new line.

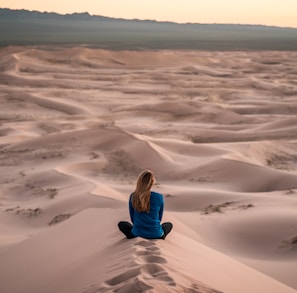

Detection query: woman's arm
xmin=159 ymin=195 xmax=164 ymax=221
xmin=129 ymin=194 xmax=134 ymax=223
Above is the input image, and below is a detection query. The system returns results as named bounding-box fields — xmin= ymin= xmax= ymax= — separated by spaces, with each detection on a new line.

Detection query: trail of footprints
xmin=98 ymin=240 xmax=175 ymax=292
xmin=83 ymin=240 xmax=223 ymax=293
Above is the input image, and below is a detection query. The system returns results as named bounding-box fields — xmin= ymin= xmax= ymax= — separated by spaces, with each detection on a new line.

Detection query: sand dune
xmin=0 ymin=46 xmax=297 ymax=292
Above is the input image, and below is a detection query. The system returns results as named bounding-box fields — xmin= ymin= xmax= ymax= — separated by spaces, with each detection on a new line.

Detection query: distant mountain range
xmin=1 ymin=8 xmax=297 ymax=50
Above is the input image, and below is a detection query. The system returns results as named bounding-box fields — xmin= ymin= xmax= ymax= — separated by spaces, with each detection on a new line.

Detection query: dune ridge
xmin=0 ymin=46 xmax=297 ymax=292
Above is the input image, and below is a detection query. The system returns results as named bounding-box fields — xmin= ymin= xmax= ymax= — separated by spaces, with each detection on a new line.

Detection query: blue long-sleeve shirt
xmin=129 ymin=191 xmax=164 ymax=239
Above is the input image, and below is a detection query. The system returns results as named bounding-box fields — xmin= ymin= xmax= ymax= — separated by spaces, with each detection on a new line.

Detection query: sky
xmin=1 ymin=0 xmax=297 ymax=28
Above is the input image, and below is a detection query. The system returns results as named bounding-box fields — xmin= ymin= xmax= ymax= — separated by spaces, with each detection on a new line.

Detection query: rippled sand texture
xmin=0 ymin=47 xmax=297 ymax=293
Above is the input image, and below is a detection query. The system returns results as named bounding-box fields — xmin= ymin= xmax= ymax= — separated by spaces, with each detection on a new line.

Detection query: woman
xmin=118 ymin=170 xmax=173 ymax=240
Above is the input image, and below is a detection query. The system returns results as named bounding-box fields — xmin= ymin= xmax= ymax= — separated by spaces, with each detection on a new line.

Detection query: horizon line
xmin=2 ymin=7 xmax=297 ymax=30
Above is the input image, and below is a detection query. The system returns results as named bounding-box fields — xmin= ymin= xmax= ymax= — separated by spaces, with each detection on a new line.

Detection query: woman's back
xmin=129 ymin=191 xmax=164 ymax=239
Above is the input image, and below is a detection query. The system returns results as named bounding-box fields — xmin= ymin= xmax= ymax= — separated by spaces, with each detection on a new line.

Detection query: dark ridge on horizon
xmin=1 ymin=8 xmax=297 ymax=50
xmin=1 ymin=7 xmax=297 ymax=30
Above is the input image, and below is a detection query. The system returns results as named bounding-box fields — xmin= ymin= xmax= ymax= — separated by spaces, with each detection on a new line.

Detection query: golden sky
xmin=1 ymin=0 xmax=297 ymax=28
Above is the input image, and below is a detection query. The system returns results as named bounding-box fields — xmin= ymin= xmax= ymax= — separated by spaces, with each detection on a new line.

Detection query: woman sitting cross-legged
xmin=118 ymin=170 xmax=173 ymax=240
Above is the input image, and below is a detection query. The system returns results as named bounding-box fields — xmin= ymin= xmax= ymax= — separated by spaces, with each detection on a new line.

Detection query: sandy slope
xmin=0 ymin=46 xmax=297 ymax=293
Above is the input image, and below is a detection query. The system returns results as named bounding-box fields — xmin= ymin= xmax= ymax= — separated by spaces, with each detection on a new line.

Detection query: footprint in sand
xmin=105 ymin=268 xmax=140 ymax=286
xmin=111 ymin=278 xmax=153 ymax=292
xmin=98 ymin=268 xmax=153 ymax=293
xmin=141 ymin=263 xmax=176 ymax=286
xmin=83 ymin=279 xmax=153 ymax=293
xmin=134 ymin=239 xmax=158 ymax=247
xmin=139 ymin=254 xmax=167 ymax=264
xmin=135 ymin=249 xmax=161 ymax=256
xmin=135 ymin=240 xmax=161 ymax=252
xmin=184 ymin=283 xmax=224 ymax=293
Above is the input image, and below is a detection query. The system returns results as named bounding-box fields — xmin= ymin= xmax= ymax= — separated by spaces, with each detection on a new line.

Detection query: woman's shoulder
xmin=151 ymin=191 xmax=163 ymax=198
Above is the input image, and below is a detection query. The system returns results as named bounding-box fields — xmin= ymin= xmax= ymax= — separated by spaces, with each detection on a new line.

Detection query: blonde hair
xmin=132 ymin=170 xmax=155 ymax=212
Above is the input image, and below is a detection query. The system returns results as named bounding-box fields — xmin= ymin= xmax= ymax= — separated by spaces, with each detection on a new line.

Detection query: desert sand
xmin=0 ymin=46 xmax=297 ymax=293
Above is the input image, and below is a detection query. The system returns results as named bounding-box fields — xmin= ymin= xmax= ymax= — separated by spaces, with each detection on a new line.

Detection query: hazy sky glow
xmin=1 ymin=0 xmax=297 ymax=28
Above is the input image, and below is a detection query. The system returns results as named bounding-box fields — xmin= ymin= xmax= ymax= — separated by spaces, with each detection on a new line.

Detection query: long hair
xmin=132 ymin=170 xmax=155 ymax=212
